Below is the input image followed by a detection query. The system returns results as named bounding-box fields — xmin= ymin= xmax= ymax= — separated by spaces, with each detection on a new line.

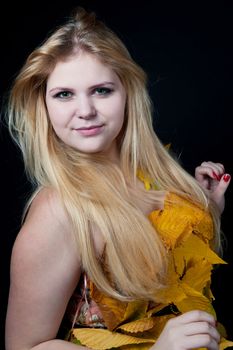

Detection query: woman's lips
xmin=75 ymin=125 xmax=104 ymax=136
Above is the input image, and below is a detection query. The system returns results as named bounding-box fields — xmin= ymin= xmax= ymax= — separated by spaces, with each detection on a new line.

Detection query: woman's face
xmin=46 ymin=52 xmax=126 ymax=162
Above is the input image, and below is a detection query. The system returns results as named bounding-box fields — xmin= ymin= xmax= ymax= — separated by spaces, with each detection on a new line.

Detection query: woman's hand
xmin=195 ymin=161 xmax=231 ymax=214
xmin=152 ymin=310 xmax=220 ymax=350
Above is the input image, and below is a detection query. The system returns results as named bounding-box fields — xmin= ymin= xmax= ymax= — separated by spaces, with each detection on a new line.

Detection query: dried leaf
xmin=90 ymin=281 xmax=128 ymax=330
xmin=146 ymin=303 xmax=168 ymax=317
xmin=123 ymin=301 xmax=148 ymax=323
xmin=117 ymin=317 xmax=156 ymax=333
xmin=72 ymin=328 xmax=154 ymax=350
xmin=219 ymin=337 xmax=233 ymax=350
xmin=155 ymin=258 xmax=215 ymax=316
xmin=149 ymin=192 xmax=215 ymax=249
xmin=176 ymin=292 xmax=216 ymax=316
xmin=173 ymin=234 xmax=226 ymax=267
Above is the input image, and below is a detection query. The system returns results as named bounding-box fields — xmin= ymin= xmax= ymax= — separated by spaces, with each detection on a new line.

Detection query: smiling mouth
xmin=74 ymin=124 xmax=104 ymax=136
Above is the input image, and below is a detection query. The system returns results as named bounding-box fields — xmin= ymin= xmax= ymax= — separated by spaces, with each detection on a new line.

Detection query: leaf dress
xmin=59 ymin=178 xmax=233 ymax=350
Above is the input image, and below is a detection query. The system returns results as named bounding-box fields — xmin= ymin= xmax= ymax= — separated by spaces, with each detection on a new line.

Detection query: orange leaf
xmin=90 ymin=281 xmax=128 ymax=330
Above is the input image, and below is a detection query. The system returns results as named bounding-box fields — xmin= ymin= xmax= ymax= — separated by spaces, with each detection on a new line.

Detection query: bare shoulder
xmin=6 ymin=187 xmax=81 ymax=348
xmin=12 ymin=187 xmax=80 ymax=274
xmin=24 ymin=186 xmax=72 ymax=234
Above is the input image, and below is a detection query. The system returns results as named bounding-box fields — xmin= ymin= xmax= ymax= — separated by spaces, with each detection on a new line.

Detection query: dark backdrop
xmin=1 ymin=1 xmax=233 ymax=348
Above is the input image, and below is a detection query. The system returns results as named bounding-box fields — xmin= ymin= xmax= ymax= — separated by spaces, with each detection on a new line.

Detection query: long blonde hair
xmin=6 ymin=7 xmax=221 ymax=302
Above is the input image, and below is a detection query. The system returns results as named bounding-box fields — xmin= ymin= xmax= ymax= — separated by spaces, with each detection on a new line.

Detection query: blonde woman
xmin=5 ymin=7 xmax=232 ymax=350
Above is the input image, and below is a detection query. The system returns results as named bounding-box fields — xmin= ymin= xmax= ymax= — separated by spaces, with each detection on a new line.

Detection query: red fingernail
xmin=223 ymin=174 xmax=231 ymax=182
xmin=213 ymin=171 xmax=221 ymax=181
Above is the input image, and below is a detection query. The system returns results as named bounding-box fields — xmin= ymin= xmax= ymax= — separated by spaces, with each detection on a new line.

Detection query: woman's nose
xmin=75 ymin=95 xmax=96 ymax=119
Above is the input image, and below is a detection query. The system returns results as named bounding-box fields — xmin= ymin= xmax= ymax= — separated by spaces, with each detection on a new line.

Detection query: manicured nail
xmin=223 ymin=174 xmax=231 ymax=182
xmin=212 ymin=171 xmax=221 ymax=181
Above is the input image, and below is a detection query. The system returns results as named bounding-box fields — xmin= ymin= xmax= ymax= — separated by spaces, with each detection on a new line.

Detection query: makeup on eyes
xmin=48 ymin=81 xmax=116 ymax=95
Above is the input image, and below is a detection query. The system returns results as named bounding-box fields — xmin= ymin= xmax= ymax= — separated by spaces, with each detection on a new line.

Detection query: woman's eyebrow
xmin=89 ymin=82 xmax=115 ymax=89
xmin=48 ymin=82 xmax=115 ymax=94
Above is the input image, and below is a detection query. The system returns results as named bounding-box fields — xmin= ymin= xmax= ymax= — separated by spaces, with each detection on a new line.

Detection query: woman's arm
xmin=5 ymin=188 xmax=88 ymax=350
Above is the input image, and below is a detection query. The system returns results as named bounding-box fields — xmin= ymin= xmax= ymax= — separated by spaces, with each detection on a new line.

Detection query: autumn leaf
xmin=117 ymin=317 xmax=155 ymax=333
xmin=72 ymin=328 xmax=154 ymax=350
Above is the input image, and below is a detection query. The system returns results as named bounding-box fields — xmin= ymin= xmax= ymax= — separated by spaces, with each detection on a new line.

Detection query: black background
xmin=1 ymin=1 xmax=233 ymax=348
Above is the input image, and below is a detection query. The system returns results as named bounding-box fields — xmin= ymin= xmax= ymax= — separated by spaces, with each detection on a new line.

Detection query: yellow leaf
xmin=123 ymin=301 xmax=148 ymax=323
xmin=173 ymin=234 xmax=226 ymax=266
xmin=117 ymin=317 xmax=156 ymax=333
xmin=219 ymin=337 xmax=233 ymax=350
xmin=136 ymin=170 xmax=158 ymax=190
xmin=149 ymin=199 xmax=195 ymax=249
xmin=149 ymin=192 xmax=215 ymax=250
xmin=155 ymin=279 xmax=187 ymax=304
xmin=155 ymin=258 xmax=186 ymax=304
xmin=182 ymin=260 xmax=213 ymax=292
xmin=72 ymin=328 xmax=155 ymax=350
xmin=146 ymin=303 xmax=168 ymax=317
xmin=176 ymin=293 xmax=216 ymax=316
xmin=155 ymin=257 xmax=215 ymax=315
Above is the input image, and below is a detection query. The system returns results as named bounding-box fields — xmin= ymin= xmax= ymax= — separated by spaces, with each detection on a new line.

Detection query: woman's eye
xmin=54 ymin=91 xmax=73 ymax=99
xmin=94 ymin=87 xmax=113 ymax=95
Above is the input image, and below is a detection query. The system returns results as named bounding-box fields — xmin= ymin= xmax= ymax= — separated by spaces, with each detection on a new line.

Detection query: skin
xmin=195 ymin=161 xmax=231 ymax=214
xmin=46 ymin=52 xmax=127 ymax=163
xmin=5 ymin=52 xmax=231 ymax=350
xmin=152 ymin=310 xmax=220 ymax=350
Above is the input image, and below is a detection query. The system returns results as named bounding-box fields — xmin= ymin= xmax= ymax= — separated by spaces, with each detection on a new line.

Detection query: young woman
xmin=5 ymin=7 xmax=232 ymax=350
